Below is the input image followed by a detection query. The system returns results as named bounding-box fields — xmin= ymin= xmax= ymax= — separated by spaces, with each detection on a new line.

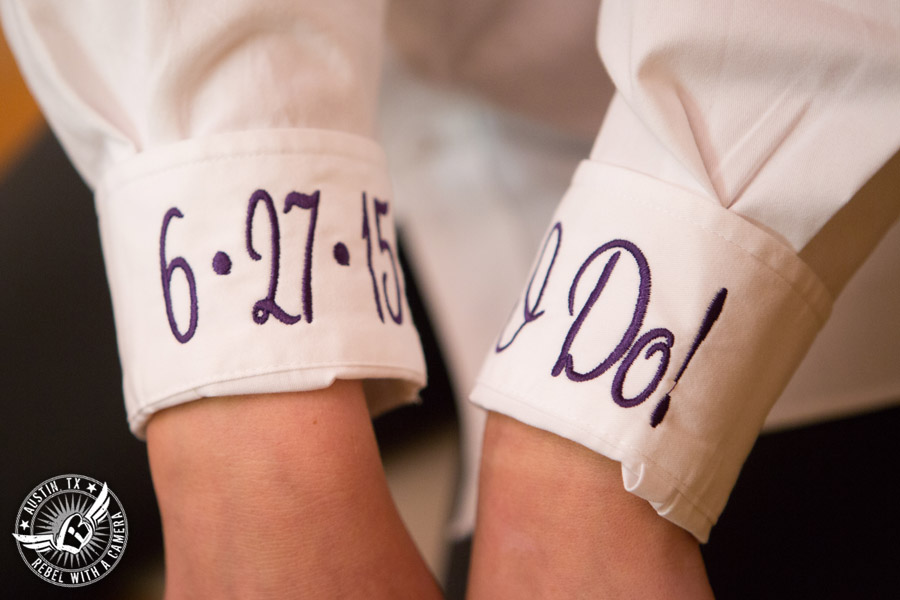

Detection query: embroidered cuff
xmin=95 ymin=129 xmax=426 ymax=437
xmin=470 ymin=161 xmax=832 ymax=542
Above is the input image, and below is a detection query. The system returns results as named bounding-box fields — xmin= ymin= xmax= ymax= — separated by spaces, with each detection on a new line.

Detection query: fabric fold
xmin=471 ymin=160 xmax=831 ymax=541
xmin=95 ymin=129 xmax=425 ymax=436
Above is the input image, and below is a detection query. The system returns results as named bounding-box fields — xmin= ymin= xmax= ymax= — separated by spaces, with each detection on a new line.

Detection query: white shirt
xmin=3 ymin=0 xmax=898 ymax=542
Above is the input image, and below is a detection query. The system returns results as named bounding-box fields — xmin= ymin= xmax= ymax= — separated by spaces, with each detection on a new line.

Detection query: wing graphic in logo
xmin=11 ymin=531 xmax=55 ymax=553
xmin=13 ymin=483 xmax=111 ymax=555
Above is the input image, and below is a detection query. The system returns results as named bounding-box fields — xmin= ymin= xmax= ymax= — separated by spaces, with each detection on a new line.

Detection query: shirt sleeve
xmin=1 ymin=0 xmax=426 ymax=437
xmin=471 ymin=0 xmax=900 ymax=541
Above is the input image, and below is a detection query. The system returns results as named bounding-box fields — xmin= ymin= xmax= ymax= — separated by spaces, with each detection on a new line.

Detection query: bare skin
xmin=146 ymin=380 xmax=442 ymax=600
xmin=467 ymin=412 xmax=715 ymax=600
xmin=147 ymin=381 xmax=712 ymax=598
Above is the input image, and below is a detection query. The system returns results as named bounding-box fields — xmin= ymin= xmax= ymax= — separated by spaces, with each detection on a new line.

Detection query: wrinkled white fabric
xmin=472 ymin=0 xmax=900 ymax=540
xmin=1 ymin=0 xmax=425 ymax=437
xmin=379 ymin=61 xmax=900 ymax=538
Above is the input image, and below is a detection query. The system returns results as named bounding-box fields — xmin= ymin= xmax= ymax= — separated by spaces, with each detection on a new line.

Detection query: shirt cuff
xmin=95 ymin=128 xmax=426 ymax=437
xmin=470 ymin=160 xmax=833 ymax=542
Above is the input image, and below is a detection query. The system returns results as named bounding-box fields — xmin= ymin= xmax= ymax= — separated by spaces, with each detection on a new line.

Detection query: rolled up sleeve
xmin=472 ymin=0 xmax=900 ymax=541
xmin=1 ymin=0 xmax=425 ymax=437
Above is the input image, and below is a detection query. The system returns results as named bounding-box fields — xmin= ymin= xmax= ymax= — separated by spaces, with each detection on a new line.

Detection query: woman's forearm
xmin=146 ymin=380 xmax=441 ymax=600
xmin=468 ymin=411 xmax=714 ymax=599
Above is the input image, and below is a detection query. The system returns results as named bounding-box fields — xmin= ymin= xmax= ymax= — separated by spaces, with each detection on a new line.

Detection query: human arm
xmin=1 ymin=1 xmax=437 ymax=596
xmin=0 ymin=0 xmax=424 ymax=434
xmin=469 ymin=0 xmax=900 ymax=566
xmin=147 ymin=381 xmax=440 ymax=599
xmin=468 ymin=412 xmax=713 ymax=599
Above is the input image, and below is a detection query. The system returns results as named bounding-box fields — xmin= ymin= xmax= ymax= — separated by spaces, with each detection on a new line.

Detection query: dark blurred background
xmin=1 ymin=128 xmax=164 ymax=598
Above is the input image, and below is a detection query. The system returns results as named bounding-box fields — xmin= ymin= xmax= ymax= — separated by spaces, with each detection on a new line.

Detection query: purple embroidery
xmin=652 ymin=287 xmax=728 ymax=427
xmin=675 ymin=288 xmax=727 ymax=384
xmin=552 ymin=240 xmax=651 ymax=381
xmin=212 ymin=251 xmax=232 ymax=275
xmin=374 ymin=198 xmax=403 ymax=324
xmin=612 ymin=328 xmax=674 ymax=408
xmin=284 ymin=190 xmax=319 ymax=324
xmin=361 ymin=193 xmax=403 ymax=325
xmin=544 ymin=235 xmax=727 ymax=428
xmin=496 ymin=223 xmax=562 ymax=352
xmin=649 ymin=395 xmax=670 ymax=428
xmin=333 ymin=242 xmax=350 ymax=266
xmin=160 ymin=207 xmax=198 ymax=343
xmin=246 ymin=189 xmax=301 ymax=325
xmin=362 ymin=193 xmax=384 ymax=323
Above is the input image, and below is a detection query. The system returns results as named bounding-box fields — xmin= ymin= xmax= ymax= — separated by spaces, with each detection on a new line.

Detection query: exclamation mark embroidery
xmin=650 ymin=288 xmax=728 ymax=427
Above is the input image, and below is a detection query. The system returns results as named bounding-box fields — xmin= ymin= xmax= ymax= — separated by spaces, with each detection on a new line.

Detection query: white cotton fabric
xmin=1 ymin=0 xmax=425 ymax=437
xmin=470 ymin=0 xmax=900 ymax=539
xmin=473 ymin=161 xmax=833 ymax=540
xmin=96 ymin=129 xmax=425 ymax=436
xmin=4 ymin=0 xmax=899 ymax=539
xmin=379 ymin=61 xmax=900 ymax=538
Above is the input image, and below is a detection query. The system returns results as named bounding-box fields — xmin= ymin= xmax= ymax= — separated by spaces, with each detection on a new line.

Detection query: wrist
xmin=146 ymin=381 xmax=441 ymax=600
xmin=469 ymin=412 xmax=714 ymax=599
